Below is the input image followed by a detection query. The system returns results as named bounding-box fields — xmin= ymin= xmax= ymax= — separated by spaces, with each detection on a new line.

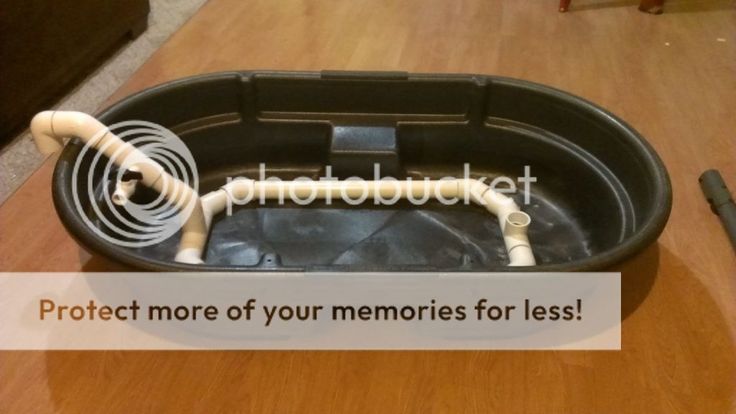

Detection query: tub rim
xmin=51 ymin=71 xmax=672 ymax=271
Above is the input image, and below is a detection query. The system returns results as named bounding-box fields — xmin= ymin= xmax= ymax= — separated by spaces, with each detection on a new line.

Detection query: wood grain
xmin=1 ymin=1 xmax=735 ymax=412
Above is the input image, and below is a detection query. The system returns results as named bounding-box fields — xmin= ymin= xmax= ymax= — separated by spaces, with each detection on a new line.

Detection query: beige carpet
xmin=0 ymin=0 xmax=207 ymax=205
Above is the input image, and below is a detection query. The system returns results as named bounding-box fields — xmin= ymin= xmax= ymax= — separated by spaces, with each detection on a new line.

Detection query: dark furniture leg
xmin=128 ymin=16 xmax=149 ymax=40
xmin=558 ymin=0 xmax=664 ymax=14
xmin=639 ymin=0 xmax=665 ymax=14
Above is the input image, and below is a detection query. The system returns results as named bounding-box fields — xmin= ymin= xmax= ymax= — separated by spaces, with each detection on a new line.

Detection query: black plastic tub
xmin=52 ymin=71 xmax=671 ymax=271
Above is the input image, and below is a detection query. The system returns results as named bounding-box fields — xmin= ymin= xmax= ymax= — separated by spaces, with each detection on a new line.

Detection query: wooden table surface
xmin=2 ymin=1 xmax=735 ymax=412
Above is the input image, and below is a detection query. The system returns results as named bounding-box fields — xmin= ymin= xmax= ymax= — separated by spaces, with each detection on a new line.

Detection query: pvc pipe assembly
xmin=30 ymin=111 xmax=208 ymax=262
xmin=30 ymin=111 xmax=536 ymax=267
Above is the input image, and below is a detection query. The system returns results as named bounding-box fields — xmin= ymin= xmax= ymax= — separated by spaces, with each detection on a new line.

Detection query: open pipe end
xmin=111 ymin=192 xmax=127 ymax=206
xmin=175 ymin=248 xmax=205 ymax=265
xmin=505 ymin=211 xmax=531 ymax=229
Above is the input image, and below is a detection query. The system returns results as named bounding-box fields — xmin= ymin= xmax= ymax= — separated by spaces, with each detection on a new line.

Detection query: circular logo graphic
xmin=71 ymin=121 xmax=199 ymax=248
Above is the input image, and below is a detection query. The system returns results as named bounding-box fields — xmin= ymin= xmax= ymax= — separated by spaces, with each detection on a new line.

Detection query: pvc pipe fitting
xmin=111 ymin=167 xmax=140 ymax=206
xmin=501 ymin=211 xmax=534 ymax=266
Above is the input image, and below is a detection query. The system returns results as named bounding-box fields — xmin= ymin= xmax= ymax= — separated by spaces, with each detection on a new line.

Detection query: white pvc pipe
xmin=30 ymin=111 xmax=535 ymax=267
xmin=111 ymin=166 xmax=139 ymax=206
xmin=30 ymin=111 xmax=208 ymax=264
xmin=203 ymin=178 xmax=536 ymax=266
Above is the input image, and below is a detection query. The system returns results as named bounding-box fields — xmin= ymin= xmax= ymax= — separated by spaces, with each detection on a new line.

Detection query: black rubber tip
xmin=699 ymin=169 xmax=736 ymax=251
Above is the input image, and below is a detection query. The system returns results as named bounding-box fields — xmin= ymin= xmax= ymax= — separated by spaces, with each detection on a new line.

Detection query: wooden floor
xmin=1 ymin=0 xmax=735 ymax=412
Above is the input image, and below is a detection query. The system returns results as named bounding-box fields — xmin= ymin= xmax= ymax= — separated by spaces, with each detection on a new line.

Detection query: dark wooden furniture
xmin=559 ymin=0 xmax=665 ymax=13
xmin=0 ymin=0 xmax=150 ymax=142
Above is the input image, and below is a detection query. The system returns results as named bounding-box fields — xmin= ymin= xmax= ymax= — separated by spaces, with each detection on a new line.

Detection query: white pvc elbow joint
xmin=501 ymin=211 xmax=534 ymax=266
xmin=31 ymin=111 xmax=108 ymax=155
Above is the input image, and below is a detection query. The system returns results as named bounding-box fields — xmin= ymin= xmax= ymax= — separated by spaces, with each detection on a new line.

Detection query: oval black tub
xmin=51 ymin=71 xmax=671 ymax=271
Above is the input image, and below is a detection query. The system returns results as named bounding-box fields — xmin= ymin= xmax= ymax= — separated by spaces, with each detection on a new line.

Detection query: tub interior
xmin=67 ymin=72 xmax=659 ymax=270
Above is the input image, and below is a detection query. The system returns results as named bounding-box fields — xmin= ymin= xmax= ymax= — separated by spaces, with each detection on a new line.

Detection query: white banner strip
xmin=0 ymin=272 xmax=620 ymax=350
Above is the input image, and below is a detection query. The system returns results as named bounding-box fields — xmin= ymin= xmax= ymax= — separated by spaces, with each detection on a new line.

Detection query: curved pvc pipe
xmin=30 ymin=111 xmax=208 ymax=264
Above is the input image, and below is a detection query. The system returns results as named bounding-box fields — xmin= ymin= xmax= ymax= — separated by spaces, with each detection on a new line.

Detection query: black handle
xmin=700 ymin=169 xmax=736 ymax=251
